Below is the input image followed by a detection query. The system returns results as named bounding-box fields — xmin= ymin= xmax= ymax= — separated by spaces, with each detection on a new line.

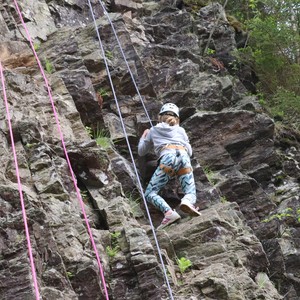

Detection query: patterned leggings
xmin=144 ymin=150 xmax=196 ymax=213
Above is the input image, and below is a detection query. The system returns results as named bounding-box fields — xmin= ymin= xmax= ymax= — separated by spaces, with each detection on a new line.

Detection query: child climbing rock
xmin=138 ymin=103 xmax=201 ymax=230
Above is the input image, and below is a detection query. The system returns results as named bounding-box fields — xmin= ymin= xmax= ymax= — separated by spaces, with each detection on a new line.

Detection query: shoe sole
xmin=157 ymin=215 xmax=181 ymax=230
xmin=180 ymin=203 xmax=202 ymax=217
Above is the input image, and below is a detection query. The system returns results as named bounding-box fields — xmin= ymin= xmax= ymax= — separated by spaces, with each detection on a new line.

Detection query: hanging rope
xmin=0 ymin=62 xmax=40 ymax=300
xmin=97 ymin=0 xmax=153 ymax=127
xmin=87 ymin=2 xmax=175 ymax=299
xmin=12 ymin=1 xmax=109 ymax=299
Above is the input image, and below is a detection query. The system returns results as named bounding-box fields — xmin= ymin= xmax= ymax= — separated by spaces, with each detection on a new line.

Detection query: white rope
xmin=87 ymin=1 xmax=175 ymax=299
xmin=97 ymin=0 xmax=153 ymax=128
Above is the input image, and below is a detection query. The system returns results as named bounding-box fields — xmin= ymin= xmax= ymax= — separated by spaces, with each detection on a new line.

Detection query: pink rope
xmin=13 ymin=1 xmax=109 ymax=299
xmin=0 ymin=62 xmax=40 ymax=300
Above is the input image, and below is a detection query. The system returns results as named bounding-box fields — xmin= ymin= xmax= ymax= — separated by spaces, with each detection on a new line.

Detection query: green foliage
xmin=203 ymin=166 xmax=217 ymax=185
xmin=176 ymin=257 xmax=192 ymax=273
xmin=126 ymin=191 xmax=142 ymax=217
xmin=66 ymin=271 xmax=75 ymax=279
xmin=106 ymin=231 xmax=121 ymax=258
xmin=228 ymin=0 xmax=300 ymax=130
xmin=262 ymin=207 xmax=300 ymax=238
xmin=105 ymin=50 xmax=113 ymax=60
xmin=262 ymin=208 xmax=293 ymax=223
xmin=80 ymin=190 xmax=89 ymax=203
xmin=85 ymin=126 xmax=93 ymax=137
xmin=110 ymin=231 xmax=121 ymax=240
xmin=268 ymin=88 xmax=300 ymax=129
xmin=25 ymin=142 xmax=38 ymax=148
xmin=183 ymin=0 xmax=209 ymax=15
xmin=85 ymin=125 xmax=111 ymax=148
xmin=220 ymin=196 xmax=227 ymax=203
xmin=33 ymin=42 xmax=40 ymax=51
xmin=45 ymin=58 xmax=54 ymax=74
xmin=206 ymin=48 xmax=216 ymax=55
xmin=256 ymin=272 xmax=268 ymax=289
xmin=97 ymin=88 xmax=109 ymax=97
xmin=94 ymin=127 xmax=110 ymax=148
xmin=106 ymin=245 xmax=119 ymax=258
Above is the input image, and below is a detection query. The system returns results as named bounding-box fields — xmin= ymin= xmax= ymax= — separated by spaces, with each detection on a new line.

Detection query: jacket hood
xmin=153 ymin=122 xmax=179 ymax=138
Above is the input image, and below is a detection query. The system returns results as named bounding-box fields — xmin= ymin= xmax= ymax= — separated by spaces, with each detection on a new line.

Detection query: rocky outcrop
xmin=0 ymin=0 xmax=299 ymax=299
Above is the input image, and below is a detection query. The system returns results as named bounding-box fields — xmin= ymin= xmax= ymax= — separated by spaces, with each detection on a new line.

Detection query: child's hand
xmin=141 ymin=129 xmax=150 ymax=138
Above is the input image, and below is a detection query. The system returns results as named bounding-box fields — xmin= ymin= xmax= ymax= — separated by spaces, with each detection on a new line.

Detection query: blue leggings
xmin=144 ymin=151 xmax=196 ymax=213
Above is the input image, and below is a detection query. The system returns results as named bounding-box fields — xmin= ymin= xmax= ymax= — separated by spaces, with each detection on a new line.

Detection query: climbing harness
xmin=0 ymin=62 xmax=40 ymax=300
xmin=88 ymin=1 xmax=175 ymax=299
xmin=161 ymin=144 xmax=187 ymax=151
xmin=159 ymin=146 xmax=192 ymax=177
xmin=159 ymin=164 xmax=192 ymax=177
xmin=13 ymin=1 xmax=109 ymax=299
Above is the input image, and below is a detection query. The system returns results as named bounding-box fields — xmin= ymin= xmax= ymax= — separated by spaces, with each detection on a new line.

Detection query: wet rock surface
xmin=0 ymin=0 xmax=299 ymax=299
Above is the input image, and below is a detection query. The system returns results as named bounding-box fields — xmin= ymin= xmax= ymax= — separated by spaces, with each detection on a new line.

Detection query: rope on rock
xmin=0 ymin=62 xmax=40 ymax=300
xmin=12 ymin=1 xmax=109 ymax=299
xmin=97 ymin=0 xmax=153 ymax=127
xmin=88 ymin=2 xmax=175 ymax=299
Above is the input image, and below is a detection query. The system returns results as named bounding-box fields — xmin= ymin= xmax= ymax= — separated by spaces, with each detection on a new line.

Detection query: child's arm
xmin=138 ymin=129 xmax=152 ymax=156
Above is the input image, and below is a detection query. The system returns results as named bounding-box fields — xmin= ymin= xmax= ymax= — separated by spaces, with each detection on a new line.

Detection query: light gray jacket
xmin=138 ymin=122 xmax=192 ymax=158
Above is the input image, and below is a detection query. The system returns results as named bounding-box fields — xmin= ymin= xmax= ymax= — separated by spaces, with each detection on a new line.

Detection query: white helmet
xmin=159 ymin=103 xmax=180 ymax=117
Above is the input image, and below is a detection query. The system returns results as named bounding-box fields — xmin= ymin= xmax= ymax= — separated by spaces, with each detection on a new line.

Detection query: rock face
xmin=0 ymin=0 xmax=299 ymax=299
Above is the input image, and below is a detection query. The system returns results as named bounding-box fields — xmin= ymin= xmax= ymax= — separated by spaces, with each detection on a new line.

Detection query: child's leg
xmin=178 ymin=172 xmax=196 ymax=205
xmin=144 ymin=166 xmax=171 ymax=213
xmin=178 ymin=154 xmax=196 ymax=205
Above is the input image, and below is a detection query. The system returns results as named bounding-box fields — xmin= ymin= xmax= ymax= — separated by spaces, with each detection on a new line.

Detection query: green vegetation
xmin=256 ymin=272 xmax=268 ymax=289
xmin=183 ymin=0 xmax=209 ymax=15
xmin=106 ymin=231 xmax=121 ymax=259
xmin=176 ymin=257 xmax=192 ymax=273
xmin=206 ymin=48 xmax=216 ymax=55
xmin=97 ymin=88 xmax=109 ymax=97
xmin=220 ymin=196 xmax=227 ymax=203
xmin=262 ymin=208 xmax=293 ymax=223
xmin=203 ymin=166 xmax=217 ymax=185
xmin=66 ymin=271 xmax=75 ymax=279
xmin=105 ymin=50 xmax=113 ymax=60
xmin=45 ymin=58 xmax=54 ymax=74
xmin=94 ymin=128 xmax=110 ymax=148
xmin=85 ymin=125 xmax=111 ymax=149
xmin=85 ymin=126 xmax=93 ymax=137
xmin=80 ymin=190 xmax=89 ymax=203
xmin=262 ymin=207 xmax=300 ymax=237
xmin=106 ymin=245 xmax=119 ymax=258
xmin=33 ymin=42 xmax=40 ymax=51
xmin=226 ymin=0 xmax=300 ymax=130
xmin=126 ymin=191 xmax=142 ymax=217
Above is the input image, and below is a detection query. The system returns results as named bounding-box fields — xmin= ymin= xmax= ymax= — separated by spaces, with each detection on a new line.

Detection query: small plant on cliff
xmin=262 ymin=207 xmax=300 ymax=237
xmin=106 ymin=245 xmax=119 ymax=258
xmin=85 ymin=125 xmax=111 ymax=149
xmin=97 ymin=88 xmax=109 ymax=97
xmin=203 ymin=166 xmax=217 ymax=185
xmin=106 ymin=231 xmax=121 ymax=258
xmin=256 ymin=272 xmax=268 ymax=289
xmin=262 ymin=208 xmax=293 ymax=223
xmin=220 ymin=196 xmax=227 ymax=203
xmin=206 ymin=48 xmax=215 ymax=55
xmin=126 ymin=190 xmax=142 ymax=217
xmin=94 ymin=127 xmax=110 ymax=149
xmin=105 ymin=50 xmax=113 ymax=60
xmin=176 ymin=257 xmax=192 ymax=273
xmin=66 ymin=271 xmax=75 ymax=279
xmin=33 ymin=42 xmax=41 ymax=51
xmin=44 ymin=58 xmax=54 ymax=74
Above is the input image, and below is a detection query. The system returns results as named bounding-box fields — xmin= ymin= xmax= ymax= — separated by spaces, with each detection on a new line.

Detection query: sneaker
xmin=157 ymin=210 xmax=181 ymax=230
xmin=180 ymin=199 xmax=201 ymax=217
